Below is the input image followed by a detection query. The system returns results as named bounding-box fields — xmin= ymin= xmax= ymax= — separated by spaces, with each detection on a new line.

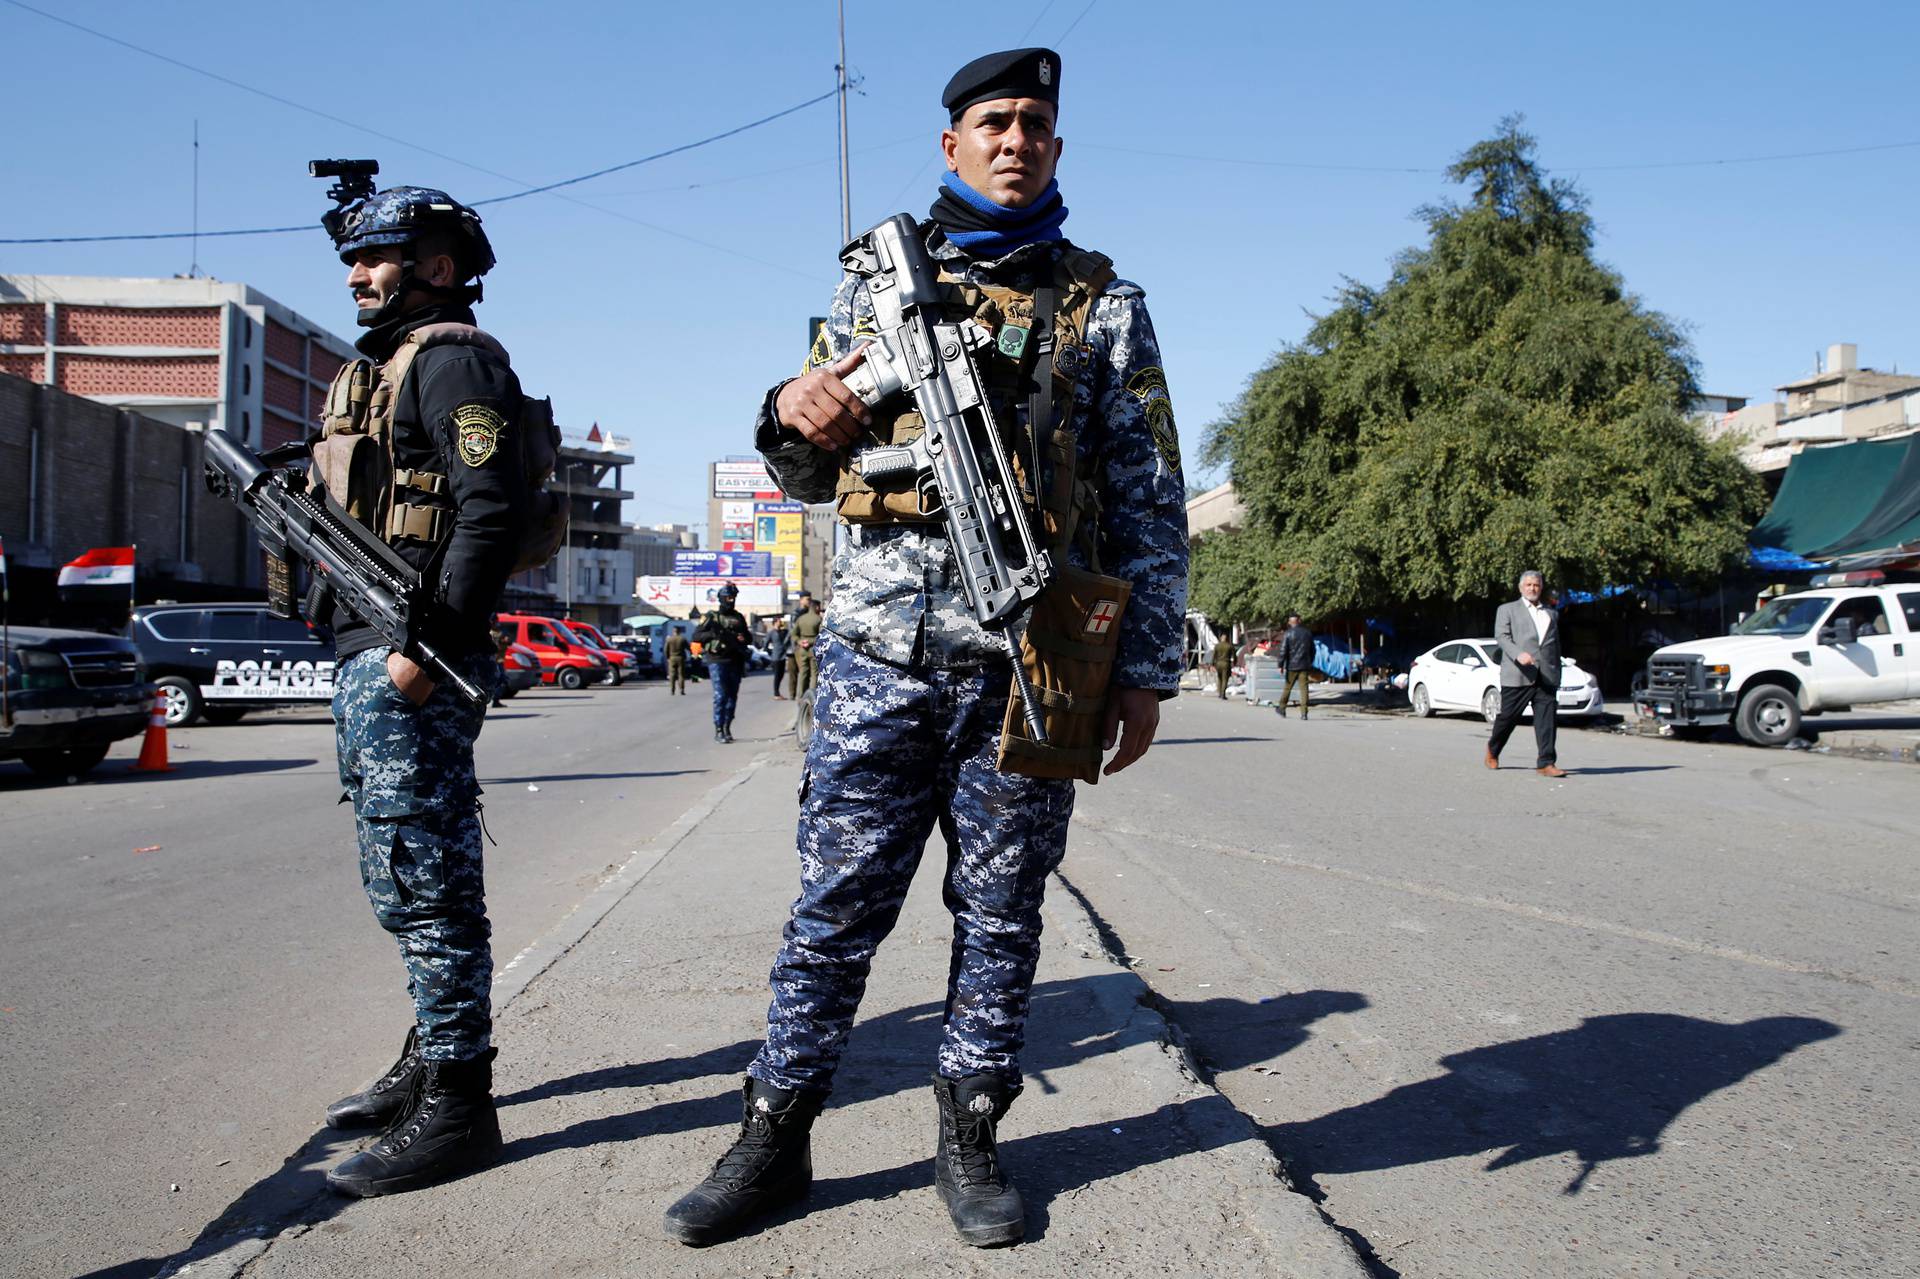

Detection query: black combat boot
xmin=722 ymin=718 xmax=736 ymax=744
xmin=664 ymin=1078 xmax=824 ymax=1246
xmin=715 ymin=726 xmax=726 ymax=743
xmin=325 ymin=1026 xmax=423 ymax=1130
xmin=933 ymin=1074 xmax=1025 ymax=1246
xmin=326 ymin=1050 xmax=502 ymax=1198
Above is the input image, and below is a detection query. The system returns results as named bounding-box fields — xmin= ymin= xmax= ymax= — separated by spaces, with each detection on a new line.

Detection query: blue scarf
xmin=929 ymin=171 xmax=1068 ymax=257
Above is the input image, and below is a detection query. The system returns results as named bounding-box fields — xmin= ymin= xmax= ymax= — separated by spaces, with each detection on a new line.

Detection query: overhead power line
xmin=2 ymin=0 xmax=517 ymax=184
xmin=0 ymin=90 xmax=840 ymax=246
xmin=1 ymin=0 xmax=833 ymax=277
xmin=1076 ymin=136 xmax=1920 ymax=176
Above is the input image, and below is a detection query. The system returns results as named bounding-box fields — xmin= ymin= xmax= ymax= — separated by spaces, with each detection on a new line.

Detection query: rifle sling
xmin=1028 ymin=285 xmax=1057 ymax=512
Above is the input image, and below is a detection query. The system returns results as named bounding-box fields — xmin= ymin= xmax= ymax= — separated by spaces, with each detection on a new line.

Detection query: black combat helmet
xmin=329 ymin=185 xmax=496 ymax=326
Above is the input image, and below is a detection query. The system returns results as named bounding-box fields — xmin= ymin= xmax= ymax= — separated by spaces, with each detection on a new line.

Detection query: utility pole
xmin=836 ymin=0 xmax=851 ymax=245
xmin=189 ymin=120 xmax=201 ymax=278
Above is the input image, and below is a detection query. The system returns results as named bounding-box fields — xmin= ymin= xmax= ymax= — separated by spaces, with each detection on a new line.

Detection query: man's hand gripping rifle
xmin=837 ymin=213 xmax=1053 ymax=742
xmin=203 ymin=430 xmax=487 ymax=706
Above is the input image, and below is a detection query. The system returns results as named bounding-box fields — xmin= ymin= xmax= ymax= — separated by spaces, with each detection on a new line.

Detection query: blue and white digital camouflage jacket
xmin=752 ymin=228 xmax=1189 ymax=695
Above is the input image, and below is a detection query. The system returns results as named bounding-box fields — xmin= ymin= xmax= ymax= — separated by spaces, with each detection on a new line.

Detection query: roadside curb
xmin=1043 ymin=877 xmax=1373 ymax=1279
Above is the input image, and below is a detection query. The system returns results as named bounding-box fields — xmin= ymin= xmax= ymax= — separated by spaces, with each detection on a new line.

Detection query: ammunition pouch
xmin=996 ymin=564 xmax=1132 ymax=784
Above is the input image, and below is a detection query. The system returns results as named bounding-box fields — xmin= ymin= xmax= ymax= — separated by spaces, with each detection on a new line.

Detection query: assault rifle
xmin=203 ymin=430 xmax=487 ymax=706
xmin=837 ymin=212 xmax=1052 ymax=741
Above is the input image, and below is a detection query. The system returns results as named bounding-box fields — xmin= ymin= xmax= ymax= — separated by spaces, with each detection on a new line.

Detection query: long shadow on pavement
xmin=1266 ymin=1012 xmax=1840 ymax=1197
xmin=77 ymin=975 xmax=1365 ymax=1274
xmin=0 ymin=757 xmax=319 ymax=791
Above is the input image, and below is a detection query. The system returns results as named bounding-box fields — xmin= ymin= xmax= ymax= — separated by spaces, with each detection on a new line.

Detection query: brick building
xmin=0 ymin=371 xmax=255 ymax=622
xmin=0 ymin=274 xmax=355 ymax=453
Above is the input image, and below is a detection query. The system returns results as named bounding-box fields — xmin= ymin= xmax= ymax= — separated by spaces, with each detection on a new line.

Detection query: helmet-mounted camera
xmin=310 ymin=158 xmax=380 ymax=244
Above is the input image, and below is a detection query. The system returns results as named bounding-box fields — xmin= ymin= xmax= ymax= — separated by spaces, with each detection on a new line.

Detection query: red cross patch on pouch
xmin=1084 ymin=599 xmax=1122 ymax=636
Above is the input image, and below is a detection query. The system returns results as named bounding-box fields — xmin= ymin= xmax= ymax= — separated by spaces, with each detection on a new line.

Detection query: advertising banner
xmin=673 ymin=551 xmax=774 ymax=577
xmin=755 ymin=501 xmax=805 ymax=591
xmin=712 ymin=460 xmax=777 ymax=498
xmin=636 ymin=576 xmax=786 ymax=611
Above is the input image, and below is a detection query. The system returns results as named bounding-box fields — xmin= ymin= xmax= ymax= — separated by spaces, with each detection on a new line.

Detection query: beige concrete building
xmin=1699 ymin=343 xmax=1920 ymax=474
xmin=1185 ymin=480 xmax=1245 ymax=541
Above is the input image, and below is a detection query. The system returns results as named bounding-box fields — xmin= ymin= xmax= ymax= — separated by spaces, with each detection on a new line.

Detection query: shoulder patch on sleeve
xmin=1125 ymin=367 xmax=1180 ymax=473
xmin=805 ymin=322 xmax=833 ymax=373
xmin=452 ymin=403 xmax=507 ymax=467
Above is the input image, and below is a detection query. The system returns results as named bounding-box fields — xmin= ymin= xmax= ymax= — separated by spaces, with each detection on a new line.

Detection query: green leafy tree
xmin=1198 ymin=119 xmax=1764 ymax=623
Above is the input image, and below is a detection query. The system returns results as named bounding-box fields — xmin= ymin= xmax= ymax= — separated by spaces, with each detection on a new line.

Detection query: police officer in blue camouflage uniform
xmin=692 ymin=581 xmax=751 ymax=741
xmin=666 ymin=48 xmax=1189 ymax=1248
xmin=315 ymin=183 xmax=526 ymax=1197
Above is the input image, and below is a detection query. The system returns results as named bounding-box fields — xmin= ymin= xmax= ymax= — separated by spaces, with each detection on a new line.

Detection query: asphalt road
xmin=0 ymin=669 xmax=792 ymax=1279
xmin=1065 ymin=690 xmax=1916 ymax=1278
xmin=3 ymin=673 xmax=1912 ymax=1278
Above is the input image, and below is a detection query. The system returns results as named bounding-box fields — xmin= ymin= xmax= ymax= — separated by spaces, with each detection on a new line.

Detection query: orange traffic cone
xmin=132 ymin=687 xmax=173 ymax=773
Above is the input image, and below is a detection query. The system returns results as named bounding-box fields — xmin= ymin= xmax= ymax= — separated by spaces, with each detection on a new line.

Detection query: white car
xmin=1407 ymin=639 xmax=1605 ymax=722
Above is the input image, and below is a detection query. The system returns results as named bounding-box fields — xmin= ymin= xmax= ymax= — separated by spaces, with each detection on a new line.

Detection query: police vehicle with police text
xmin=129 ymin=603 xmax=336 ymax=727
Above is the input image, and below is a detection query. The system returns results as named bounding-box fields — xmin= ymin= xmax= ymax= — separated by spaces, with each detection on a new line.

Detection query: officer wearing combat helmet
xmin=692 ymin=581 xmax=752 ymax=741
xmin=665 ymin=48 xmax=1189 ymax=1247
xmin=313 ymin=181 xmax=528 ymax=1196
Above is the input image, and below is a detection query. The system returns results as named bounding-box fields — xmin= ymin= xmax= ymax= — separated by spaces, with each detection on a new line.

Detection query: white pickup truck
xmin=1637 ymin=584 xmax=1920 ymax=746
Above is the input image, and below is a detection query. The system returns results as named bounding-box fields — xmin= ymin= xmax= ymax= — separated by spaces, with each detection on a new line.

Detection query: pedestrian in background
xmin=1210 ymin=632 xmax=1236 ymax=699
xmin=489 ymin=620 xmax=510 ymax=708
xmin=1487 ymin=570 xmax=1568 ymax=777
xmin=1277 ymin=613 xmax=1314 ymax=719
xmin=766 ymin=617 xmax=791 ymax=700
xmin=663 ymin=627 xmax=688 ymax=695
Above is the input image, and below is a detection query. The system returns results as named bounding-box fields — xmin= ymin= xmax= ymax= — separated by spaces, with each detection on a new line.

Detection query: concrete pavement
xmin=150 ymin=734 xmax=1367 ymax=1278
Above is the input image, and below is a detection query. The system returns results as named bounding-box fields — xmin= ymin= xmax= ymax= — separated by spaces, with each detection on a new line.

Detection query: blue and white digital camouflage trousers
xmin=750 ymin=635 xmax=1076 ymax=1094
xmin=333 ymin=647 xmax=495 ymax=1062
xmin=709 ymin=657 xmax=743 ymax=729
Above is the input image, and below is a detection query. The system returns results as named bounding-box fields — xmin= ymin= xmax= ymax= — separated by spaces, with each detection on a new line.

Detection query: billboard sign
xmin=712 ymin=460 xmax=777 ymax=498
xmin=673 ymin=551 xmax=773 ymax=577
xmin=755 ymin=500 xmax=805 ymax=591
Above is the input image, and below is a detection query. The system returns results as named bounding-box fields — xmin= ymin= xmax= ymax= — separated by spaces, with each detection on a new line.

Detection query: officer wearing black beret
xmin=666 ymin=41 xmax=1191 ymax=1251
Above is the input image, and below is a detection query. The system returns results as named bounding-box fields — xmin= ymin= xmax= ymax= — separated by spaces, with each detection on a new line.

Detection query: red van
xmin=563 ymin=620 xmax=633 ymax=686
xmin=496 ymin=613 xmax=611 ymax=690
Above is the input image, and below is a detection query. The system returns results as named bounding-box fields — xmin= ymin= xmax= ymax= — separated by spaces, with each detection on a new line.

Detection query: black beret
xmin=942 ymin=47 xmax=1061 ymax=117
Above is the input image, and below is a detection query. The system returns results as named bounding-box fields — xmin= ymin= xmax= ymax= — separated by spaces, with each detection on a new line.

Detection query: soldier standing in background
xmin=1210 ymin=632 xmax=1237 ymax=699
xmin=663 ymin=626 xmax=689 ymax=695
xmin=789 ymin=596 xmax=823 ymax=709
xmin=665 ymin=47 xmax=1189 ymax=1249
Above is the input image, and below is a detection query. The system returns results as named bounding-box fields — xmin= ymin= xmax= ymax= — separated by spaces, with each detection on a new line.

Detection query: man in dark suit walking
xmin=1486 ymin=570 xmax=1568 ymax=777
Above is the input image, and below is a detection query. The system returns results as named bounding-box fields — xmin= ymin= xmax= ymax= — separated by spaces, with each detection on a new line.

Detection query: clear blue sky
xmin=7 ymin=0 xmax=1917 ymax=529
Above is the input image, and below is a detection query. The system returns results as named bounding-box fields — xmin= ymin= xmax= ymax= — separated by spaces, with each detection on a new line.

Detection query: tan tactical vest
xmin=831 ymin=247 xmax=1116 ymax=565
xmin=313 ymin=323 xmax=565 ymax=573
xmin=825 ymin=247 xmax=1135 ymax=785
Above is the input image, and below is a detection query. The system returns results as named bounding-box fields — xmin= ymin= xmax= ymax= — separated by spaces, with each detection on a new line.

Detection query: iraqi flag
xmin=57 ymin=546 xmax=135 ymax=588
